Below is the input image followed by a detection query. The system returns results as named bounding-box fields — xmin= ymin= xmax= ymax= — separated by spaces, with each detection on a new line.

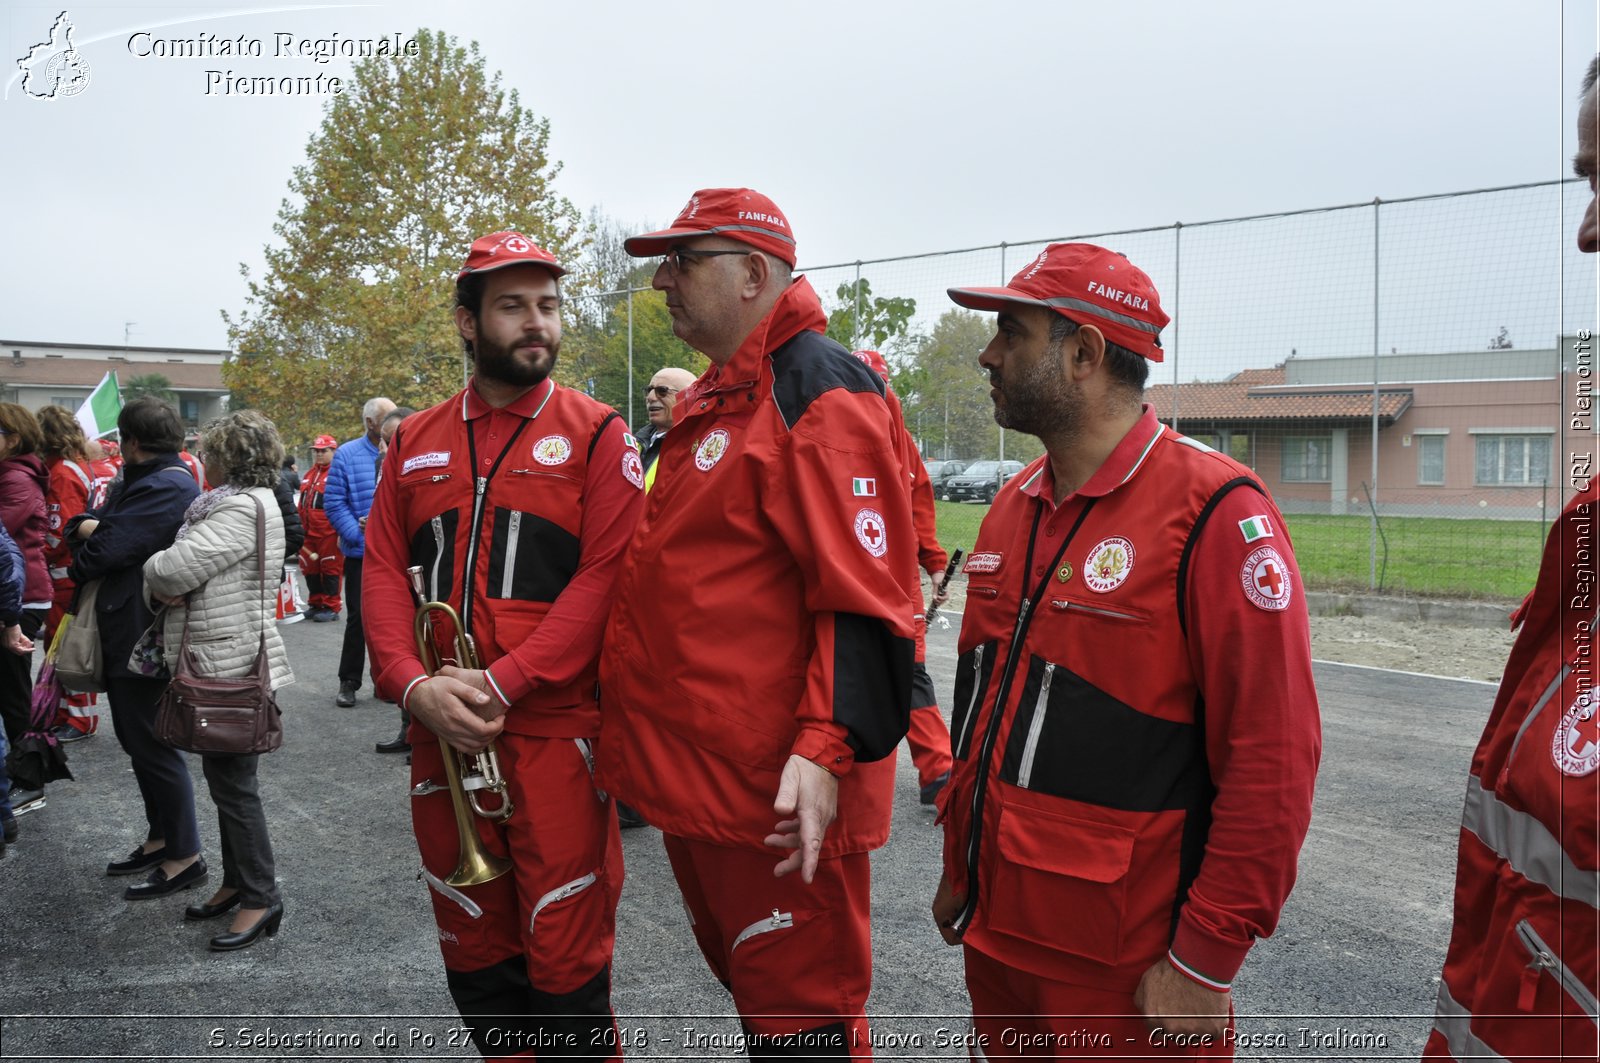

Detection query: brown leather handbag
xmin=155 ymin=494 xmax=283 ymax=756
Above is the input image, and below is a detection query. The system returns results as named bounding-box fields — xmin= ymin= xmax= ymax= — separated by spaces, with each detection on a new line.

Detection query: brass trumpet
xmin=407 ymin=566 xmax=512 ymax=888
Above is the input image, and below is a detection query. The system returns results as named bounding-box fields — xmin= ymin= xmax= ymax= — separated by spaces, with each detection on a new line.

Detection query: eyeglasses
xmin=644 ymin=385 xmax=681 ymax=399
xmin=659 ymin=248 xmax=749 ymax=275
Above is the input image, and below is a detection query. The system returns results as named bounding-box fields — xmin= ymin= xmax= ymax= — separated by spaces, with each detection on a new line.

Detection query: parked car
xmin=945 ymin=459 xmax=1025 ymax=503
xmin=923 ymin=459 xmax=968 ymax=497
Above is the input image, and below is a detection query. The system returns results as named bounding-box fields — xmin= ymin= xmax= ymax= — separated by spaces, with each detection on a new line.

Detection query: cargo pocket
xmin=988 ymin=802 xmax=1136 ymax=966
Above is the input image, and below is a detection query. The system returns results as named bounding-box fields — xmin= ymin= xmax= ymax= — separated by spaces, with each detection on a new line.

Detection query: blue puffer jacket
xmin=0 ymin=520 xmax=24 ymax=625
xmin=323 ymin=434 xmax=379 ymax=558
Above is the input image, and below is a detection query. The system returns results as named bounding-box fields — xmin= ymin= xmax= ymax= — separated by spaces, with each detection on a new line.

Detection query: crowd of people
xmin=0 ymin=58 xmax=1593 ymax=1062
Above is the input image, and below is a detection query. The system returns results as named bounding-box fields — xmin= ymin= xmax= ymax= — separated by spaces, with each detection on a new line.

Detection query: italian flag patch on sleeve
xmin=852 ymin=477 xmax=877 ymax=497
xmin=1239 ymin=515 xmax=1274 ymax=543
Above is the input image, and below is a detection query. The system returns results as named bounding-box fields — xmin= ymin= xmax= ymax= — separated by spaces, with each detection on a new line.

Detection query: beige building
xmin=1147 ymin=338 xmax=1584 ymax=520
xmin=0 ymin=339 xmax=229 ymax=432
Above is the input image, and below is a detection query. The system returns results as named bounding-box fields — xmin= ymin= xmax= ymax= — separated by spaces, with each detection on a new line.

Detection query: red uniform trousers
xmin=662 ymin=834 xmax=874 ymax=1059
xmin=300 ymin=527 xmax=343 ymax=614
xmin=411 ymin=734 xmax=623 ymax=1062
xmin=45 ymin=581 xmax=98 ymax=735
xmin=963 ymin=948 xmax=1233 ymax=1061
xmin=905 ymin=618 xmax=952 ymax=787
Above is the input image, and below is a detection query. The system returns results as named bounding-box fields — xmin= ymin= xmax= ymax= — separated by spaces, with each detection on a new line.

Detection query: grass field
xmin=933 ymin=501 xmax=1544 ymax=601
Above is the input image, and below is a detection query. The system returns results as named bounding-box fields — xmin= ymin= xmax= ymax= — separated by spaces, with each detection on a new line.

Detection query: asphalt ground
xmin=0 ymin=608 xmax=1492 ymax=1061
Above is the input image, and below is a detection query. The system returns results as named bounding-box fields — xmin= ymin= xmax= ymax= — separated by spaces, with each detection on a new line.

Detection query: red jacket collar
xmin=462 ymin=376 xmax=555 ymax=421
xmin=689 ymin=277 xmax=828 ymax=399
xmin=1020 ymin=404 xmax=1166 ymax=506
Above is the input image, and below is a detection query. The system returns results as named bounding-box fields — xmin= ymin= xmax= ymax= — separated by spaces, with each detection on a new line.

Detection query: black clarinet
xmin=924 ymin=548 xmax=964 ymax=625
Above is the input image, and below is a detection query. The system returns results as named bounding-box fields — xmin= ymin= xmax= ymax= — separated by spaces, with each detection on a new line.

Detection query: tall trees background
xmin=221 ymin=29 xmax=1027 ymax=460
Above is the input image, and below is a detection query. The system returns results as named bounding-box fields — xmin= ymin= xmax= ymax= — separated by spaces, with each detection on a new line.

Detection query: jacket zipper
xmin=1016 ymin=663 xmax=1056 ymax=789
xmin=1515 ymin=918 xmax=1600 ymax=1021
xmin=1501 ymin=662 xmax=1575 ymax=790
xmin=1050 ymin=600 xmax=1142 ymax=622
xmin=954 ymin=499 xmax=1097 ymax=934
xmin=458 ymin=420 xmax=530 ymax=637
xmin=500 ymin=511 xmax=523 ymax=598
xmin=428 ymin=516 xmax=446 ymax=602
xmin=731 ymin=909 xmax=794 ymax=951
xmin=952 ymin=644 xmax=986 ymax=759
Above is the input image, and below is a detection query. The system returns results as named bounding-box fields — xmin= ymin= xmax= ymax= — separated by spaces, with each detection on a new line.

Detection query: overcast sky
xmin=1 ymin=0 xmax=1595 ymax=357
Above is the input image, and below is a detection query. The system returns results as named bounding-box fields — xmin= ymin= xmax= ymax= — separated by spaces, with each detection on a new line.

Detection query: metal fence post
xmin=1172 ymin=221 xmax=1182 ymax=435
xmin=626 ymin=288 xmax=635 ymax=428
xmin=1370 ymin=197 xmax=1382 ymax=591
xmin=853 ymin=261 xmax=863 ymax=348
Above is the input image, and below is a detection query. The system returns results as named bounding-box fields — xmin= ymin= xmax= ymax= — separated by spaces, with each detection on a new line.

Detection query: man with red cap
xmin=931 ymin=243 xmax=1321 ymax=1057
xmin=363 ymin=230 xmax=642 ymax=1059
xmin=600 ymin=189 xmax=919 ymax=1057
xmin=851 ymin=348 xmax=955 ymax=807
xmin=298 ymin=434 xmax=342 ymax=621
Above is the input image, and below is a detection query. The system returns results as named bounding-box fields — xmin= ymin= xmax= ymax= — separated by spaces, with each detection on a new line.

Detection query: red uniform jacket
xmin=1426 ymin=483 xmax=1599 ymax=1061
xmin=297 ymin=463 xmax=335 ymax=544
xmin=364 ymin=379 xmax=643 ymax=738
xmin=939 ymin=408 xmax=1320 ymax=993
xmin=44 ymin=456 xmax=93 ymax=580
xmin=599 ymin=278 xmax=920 ymax=857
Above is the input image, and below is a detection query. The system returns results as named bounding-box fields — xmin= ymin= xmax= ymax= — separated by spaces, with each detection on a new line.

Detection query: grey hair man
xmin=323 ymin=395 xmax=396 ymax=707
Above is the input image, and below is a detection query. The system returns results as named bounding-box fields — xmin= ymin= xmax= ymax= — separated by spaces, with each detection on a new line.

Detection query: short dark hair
xmin=382 ymin=406 xmax=416 ymax=426
xmin=117 ymin=396 xmax=185 ymax=454
xmin=1584 ymin=54 xmax=1599 ymax=97
xmin=1048 ymin=315 xmax=1149 ymax=393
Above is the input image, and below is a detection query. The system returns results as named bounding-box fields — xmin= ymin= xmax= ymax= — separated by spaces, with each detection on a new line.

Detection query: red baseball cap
xmin=311 ymin=434 xmax=337 ymax=449
xmin=948 ymin=243 xmax=1169 ymax=361
xmin=458 ymin=231 xmax=566 ymax=279
xmin=851 ymin=349 xmax=890 ymax=383
xmin=623 ymin=188 xmax=797 ymax=267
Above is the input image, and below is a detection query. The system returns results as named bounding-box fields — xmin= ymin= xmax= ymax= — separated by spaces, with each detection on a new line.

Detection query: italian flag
xmin=76 ymin=371 xmax=122 ymax=440
xmin=1239 ymin=515 xmax=1273 ymax=542
xmin=852 ymin=477 xmax=876 ymax=497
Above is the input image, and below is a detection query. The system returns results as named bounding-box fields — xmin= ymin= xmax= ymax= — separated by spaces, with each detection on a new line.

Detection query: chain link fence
xmin=571 ymin=180 xmax=1595 ymax=600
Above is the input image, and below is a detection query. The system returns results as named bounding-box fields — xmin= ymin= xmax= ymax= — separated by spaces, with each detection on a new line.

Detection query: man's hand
xmin=3 ymin=624 xmax=33 ymax=656
xmin=927 ymin=567 xmax=950 ymax=608
xmin=75 ymin=518 xmax=100 ymax=539
xmin=765 ymin=754 xmax=838 ymax=883
xmin=1133 ymin=957 xmax=1231 ymax=1038
xmin=407 ymin=668 xmax=506 ymax=754
xmin=931 ymin=871 xmax=965 ymax=946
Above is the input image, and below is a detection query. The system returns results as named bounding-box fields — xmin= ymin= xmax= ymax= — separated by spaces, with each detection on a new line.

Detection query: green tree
xmin=825 ymin=278 xmax=916 ymax=353
xmin=901 ymin=309 xmax=1043 ymax=464
xmin=559 ymin=288 xmax=704 ymax=425
xmin=123 ymin=373 xmax=178 ymax=406
xmin=223 ymin=29 xmax=584 ymax=444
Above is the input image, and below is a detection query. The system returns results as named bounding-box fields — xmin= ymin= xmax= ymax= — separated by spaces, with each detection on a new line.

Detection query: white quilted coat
xmin=143 ymin=487 xmax=294 ymax=690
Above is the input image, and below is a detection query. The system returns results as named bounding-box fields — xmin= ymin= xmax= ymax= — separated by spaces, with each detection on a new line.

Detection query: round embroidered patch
xmin=1083 ymin=537 xmax=1134 ymax=593
xmin=1552 ymin=688 xmax=1600 ymax=777
xmin=621 ymin=449 xmax=644 ymax=489
xmin=531 ymin=435 xmax=572 ymax=466
xmin=1056 ymin=563 xmax=1073 ymax=583
xmin=694 ymin=429 xmax=731 ymax=471
xmin=1241 ymin=545 xmax=1292 ymax=611
xmin=854 ymin=508 xmax=888 ymax=557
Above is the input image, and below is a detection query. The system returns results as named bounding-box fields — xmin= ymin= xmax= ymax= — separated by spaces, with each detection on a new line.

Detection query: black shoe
xmin=10 ymin=787 xmax=43 ymax=807
xmin=335 ymin=682 xmax=357 ymax=708
xmin=106 ymin=844 xmax=168 ymax=877
xmin=51 ymin=724 xmax=92 ymax=743
xmin=375 ymin=735 xmax=411 ymax=754
xmin=919 ymin=771 xmax=951 ymax=806
xmin=125 ymin=858 xmax=207 ymax=900
xmin=2 ymin=817 xmax=16 ymax=843
xmin=209 ymin=901 xmax=284 ymax=951
xmin=311 ymin=609 xmax=338 ymax=623
xmin=616 ymin=801 xmax=648 ymax=830
xmin=186 ymin=891 xmax=243 ymax=920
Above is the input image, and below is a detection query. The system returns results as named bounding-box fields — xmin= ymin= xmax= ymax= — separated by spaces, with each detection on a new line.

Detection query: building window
xmin=1475 ymin=434 xmax=1551 ymax=486
xmin=180 ymin=397 xmax=200 ymax=424
xmin=1417 ymin=435 xmax=1446 ymax=485
xmin=1281 ymin=435 xmax=1331 ymax=483
xmin=50 ymin=396 xmax=80 ymax=409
